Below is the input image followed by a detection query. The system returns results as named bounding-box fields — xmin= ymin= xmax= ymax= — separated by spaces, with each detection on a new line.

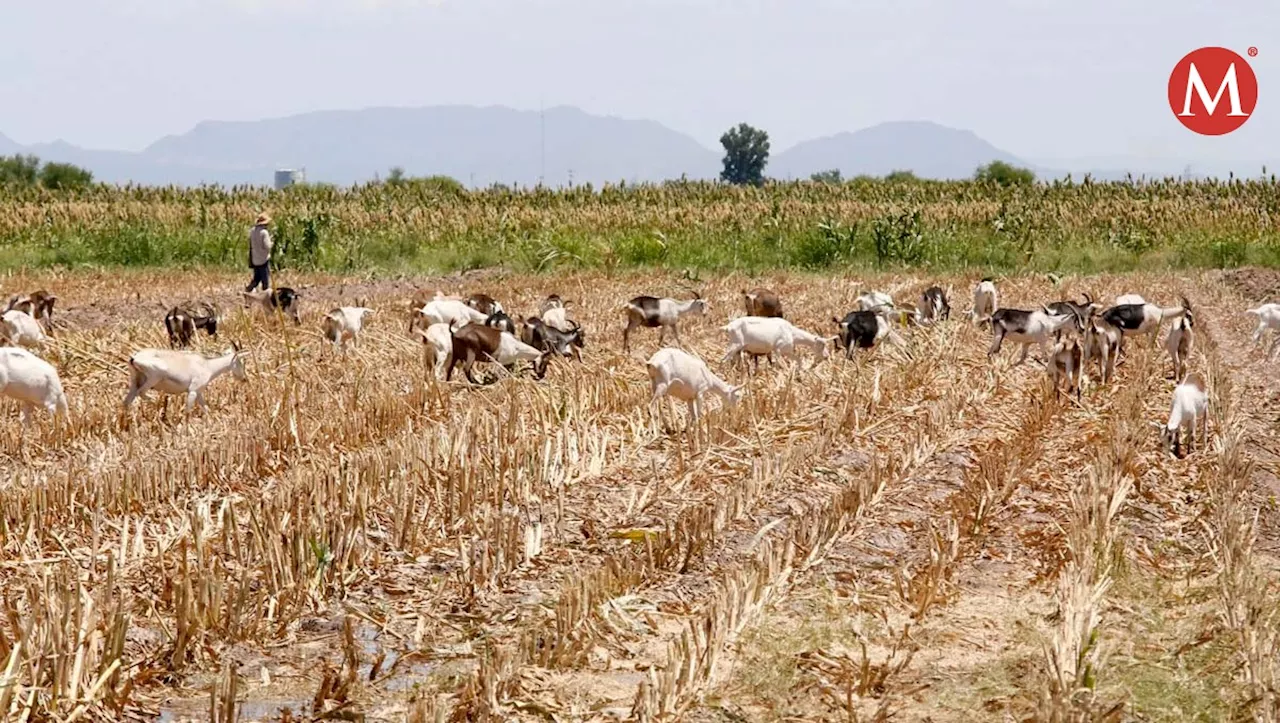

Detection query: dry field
xmin=3 ymin=266 xmax=1280 ymax=722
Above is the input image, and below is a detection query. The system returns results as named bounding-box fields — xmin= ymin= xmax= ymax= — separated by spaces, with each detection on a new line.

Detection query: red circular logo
xmin=1168 ymin=47 xmax=1258 ymax=135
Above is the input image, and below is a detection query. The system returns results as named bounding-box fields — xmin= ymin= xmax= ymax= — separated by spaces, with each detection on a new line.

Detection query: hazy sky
xmin=2 ymin=0 xmax=1276 ymax=163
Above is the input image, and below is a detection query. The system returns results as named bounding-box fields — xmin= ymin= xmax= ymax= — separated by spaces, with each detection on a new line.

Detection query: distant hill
xmin=769 ymin=120 xmax=1040 ymax=181
xmin=1 ymin=106 xmax=722 ymax=188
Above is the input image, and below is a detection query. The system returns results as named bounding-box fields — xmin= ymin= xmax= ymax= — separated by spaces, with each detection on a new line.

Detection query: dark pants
xmin=246 ymin=263 xmax=271 ymax=292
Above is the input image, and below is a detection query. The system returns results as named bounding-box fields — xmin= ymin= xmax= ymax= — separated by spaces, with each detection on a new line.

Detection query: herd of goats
xmin=5 ymin=279 xmax=1280 ymax=457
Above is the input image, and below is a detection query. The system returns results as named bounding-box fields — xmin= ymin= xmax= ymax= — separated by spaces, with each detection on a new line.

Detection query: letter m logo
xmin=1168 ymin=47 xmax=1259 ymax=136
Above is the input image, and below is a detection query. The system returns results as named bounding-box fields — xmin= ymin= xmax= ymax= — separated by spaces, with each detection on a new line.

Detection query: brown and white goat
xmin=622 ymin=292 xmax=708 ymax=352
xmin=165 ymin=301 xmax=219 ymax=348
xmin=5 ymin=290 xmax=56 ymax=333
xmin=741 ymin=287 xmax=783 ymax=318
xmin=447 ymin=323 xmax=548 ymax=384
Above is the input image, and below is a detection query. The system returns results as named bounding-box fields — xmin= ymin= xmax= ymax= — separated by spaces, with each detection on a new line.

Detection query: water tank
xmin=274 ymin=168 xmax=305 ymax=190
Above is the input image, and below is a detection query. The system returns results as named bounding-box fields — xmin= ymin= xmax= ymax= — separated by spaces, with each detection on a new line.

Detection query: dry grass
xmin=1 ymin=266 xmax=1279 ymax=721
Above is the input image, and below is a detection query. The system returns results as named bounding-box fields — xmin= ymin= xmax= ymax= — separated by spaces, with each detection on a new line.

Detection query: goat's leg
xmin=671 ymin=324 xmax=684 ymax=349
xmin=1269 ymin=334 xmax=1280 ymax=361
xmin=20 ymin=404 xmax=33 ymax=428
xmin=184 ymin=390 xmax=199 ymax=413
xmin=1015 ymin=343 xmax=1029 ymax=366
xmin=986 ymin=327 xmax=1005 ymax=358
xmin=1252 ymin=323 xmax=1265 ymax=346
xmin=123 ymin=374 xmax=158 ymax=408
xmin=622 ymin=321 xmax=634 ymax=353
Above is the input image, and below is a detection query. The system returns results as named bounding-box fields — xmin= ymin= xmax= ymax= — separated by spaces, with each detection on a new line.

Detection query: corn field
xmin=3 ymin=178 xmax=1280 ymax=273
xmin=2 ymin=263 xmax=1280 ymax=721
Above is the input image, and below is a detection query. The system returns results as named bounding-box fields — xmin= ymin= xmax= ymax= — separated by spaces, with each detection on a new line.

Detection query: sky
xmin=2 ymin=0 xmax=1277 ymax=165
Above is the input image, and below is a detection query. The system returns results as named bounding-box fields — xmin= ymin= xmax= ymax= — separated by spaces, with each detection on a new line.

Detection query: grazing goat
xmin=741 ymin=287 xmax=783 ymax=318
xmin=421 ymin=297 xmax=489 ymax=329
xmin=1047 ymin=334 xmax=1084 ymax=401
xmin=0 ymin=347 xmax=69 ymax=426
xmin=0 ymin=310 xmax=47 ymax=349
xmin=721 ymin=317 xmax=832 ymax=372
xmin=416 ymin=322 xmax=453 ymax=379
xmin=1083 ymin=314 xmax=1123 ymax=385
xmin=1160 ymin=372 xmax=1208 ymax=458
xmin=971 ymin=278 xmax=998 ymax=326
xmin=987 ymin=307 xmax=1078 ymax=365
xmin=856 ymin=291 xmax=894 ymax=312
xmin=622 ymin=293 xmax=708 ymax=353
xmin=485 ymin=310 xmax=518 ymax=335
xmin=321 ymin=306 xmax=374 ymax=352
xmin=242 ymin=287 xmax=302 ymax=324
xmin=1164 ymin=313 xmax=1194 ymax=380
xmin=832 ymin=309 xmax=894 ymax=357
xmin=541 ymin=304 xmax=576 ymax=333
xmin=5 ymin=290 xmax=56 ymax=332
xmin=447 ymin=323 xmax=548 ymax=384
xmin=164 ymin=301 xmax=219 ymax=348
xmin=918 ymin=285 xmax=951 ymax=324
xmin=1246 ymin=303 xmax=1280 ymax=359
xmin=645 ymin=347 xmax=744 ymax=422
xmin=1046 ymin=292 xmax=1100 ymax=321
xmin=1100 ymin=296 xmax=1190 ymax=346
xmin=522 ymin=317 xmax=585 ymax=362
xmin=466 ymin=293 xmax=503 ymax=316
xmin=123 ymin=344 xmax=248 ymax=413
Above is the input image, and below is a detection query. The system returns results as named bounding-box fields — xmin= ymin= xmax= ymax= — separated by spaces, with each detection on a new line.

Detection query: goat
xmin=123 ymin=343 xmax=248 ymax=413
xmin=0 ymin=347 xmax=69 ymax=426
xmin=918 ymin=285 xmax=951 ymax=324
xmin=1159 ymin=372 xmax=1208 ymax=458
xmin=971 ymin=278 xmax=998 ymax=326
xmin=856 ymin=291 xmax=894 ymax=312
xmin=1083 ymin=314 xmax=1123 ymax=385
xmin=5 ymin=290 xmax=57 ymax=332
xmin=1164 ymin=313 xmax=1194 ymax=380
xmin=421 ymin=297 xmax=489 ymax=329
xmin=1246 ymin=303 xmax=1280 ymax=359
xmin=987 ymin=306 xmax=1078 ymax=365
xmin=485 ymin=310 xmax=518 ymax=335
xmin=1046 ymin=292 xmax=1101 ymax=322
xmin=741 ymin=287 xmax=783 ymax=318
xmin=242 ymin=287 xmax=302 ymax=325
xmin=645 ymin=347 xmax=744 ymax=423
xmin=540 ymin=294 xmax=565 ymax=313
xmin=721 ymin=317 xmax=832 ymax=372
xmin=164 ymin=301 xmax=219 ymax=348
xmin=622 ymin=292 xmax=708 ymax=353
xmin=415 ymin=322 xmax=453 ymax=380
xmin=466 ymin=293 xmax=503 ymax=316
xmin=1047 ymin=334 xmax=1084 ymax=401
xmin=447 ymin=323 xmax=548 ymax=384
xmin=522 ymin=317 xmax=585 ymax=362
xmin=1100 ymin=296 xmax=1190 ymax=346
xmin=0 ymin=310 xmax=47 ymax=349
xmin=321 ymin=306 xmax=374 ymax=352
xmin=541 ymin=304 xmax=576 ymax=333
xmin=832 ymin=309 xmax=894 ymax=357
xmin=1114 ymin=294 xmax=1146 ymax=306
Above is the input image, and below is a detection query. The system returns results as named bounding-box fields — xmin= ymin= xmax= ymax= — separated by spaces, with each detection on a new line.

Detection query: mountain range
xmin=0 ymin=105 xmax=1268 ymax=187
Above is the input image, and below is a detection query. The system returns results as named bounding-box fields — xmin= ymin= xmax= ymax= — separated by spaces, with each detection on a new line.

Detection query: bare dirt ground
xmin=1 ymin=267 xmax=1279 ymax=722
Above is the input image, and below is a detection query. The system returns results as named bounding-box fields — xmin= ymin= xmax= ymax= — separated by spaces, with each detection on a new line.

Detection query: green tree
xmin=884 ymin=169 xmax=917 ymax=183
xmin=810 ymin=169 xmax=842 ymax=184
xmin=386 ymin=166 xmax=406 ymax=186
xmin=39 ymin=162 xmax=94 ymax=190
xmin=719 ymin=123 xmax=770 ymax=187
xmin=0 ymin=155 xmax=40 ymax=186
xmin=975 ymin=160 xmax=1035 ymax=187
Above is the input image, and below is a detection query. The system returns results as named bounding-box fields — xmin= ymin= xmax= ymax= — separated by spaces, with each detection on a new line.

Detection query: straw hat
xmin=255 ymin=213 xmax=271 ymax=225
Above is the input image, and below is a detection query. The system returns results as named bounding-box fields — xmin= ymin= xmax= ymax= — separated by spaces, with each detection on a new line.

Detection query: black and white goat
xmin=521 ymin=316 xmax=585 ymax=362
xmin=485 ymin=310 xmax=518 ymax=335
xmin=622 ymin=292 xmax=708 ymax=352
xmin=831 ymin=309 xmax=895 ymax=357
xmin=1046 ymin=292 xmax=1101 ymax=322
xmin=987 ymin=306 xmax=1079 ymax=365
xmin=164 ymin=301 xmax=219 ymax=348
xmin=1100 ymin=296 xmax=1190 ymax=347
xmin=918 ymin=285 xmax=951 ymax=325
xmin=242 ymin=287 xmax=302 ymax=325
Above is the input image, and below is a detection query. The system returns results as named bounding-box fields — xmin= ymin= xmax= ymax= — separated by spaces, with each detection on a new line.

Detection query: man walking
xmin=246 ymin=213 xmax=274 ymax=292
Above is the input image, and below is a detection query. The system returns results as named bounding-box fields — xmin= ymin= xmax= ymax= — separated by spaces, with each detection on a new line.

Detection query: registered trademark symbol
xmin=1249 ymin=46 xmax=1259 ymax=57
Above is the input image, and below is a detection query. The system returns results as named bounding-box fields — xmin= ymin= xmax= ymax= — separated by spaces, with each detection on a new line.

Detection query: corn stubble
xmin=1 ymin=269 xmax=1278 ymax=721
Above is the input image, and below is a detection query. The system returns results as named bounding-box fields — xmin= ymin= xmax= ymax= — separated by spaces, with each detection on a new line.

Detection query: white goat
xmin=720 ymin=317 xmax=833 ymax=371
xmin=541 ymin=305 xmax=576 ymax=333
xmin=123 ymin=344 xmax=248 ymax=413
xmin=415 ymin=322 xmax=453 ymax=380
xmin=1159 ymin=372 xmax=1209 ymax=458
xmin=645 ymin=347 xmax=744 ymax=422
xmin=0 ymin=347 xmax=69 ymax=426
xmin=0 ymin=309 xmax=47 ymax=349
xmin=856 ymin=291 xmax=894 ymax=312
xmin=321 ymin=306 xmax=374 ymax=352
xmin=1246 ymin=303 xmax=1280 ymax=359
xmin=1164 ymin=315 xmax=1193 ymax=380
xmin=971 ymin=279 xmax=998 ymax=326
xmin=421 ymin=297 xmax=488 ymax=329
